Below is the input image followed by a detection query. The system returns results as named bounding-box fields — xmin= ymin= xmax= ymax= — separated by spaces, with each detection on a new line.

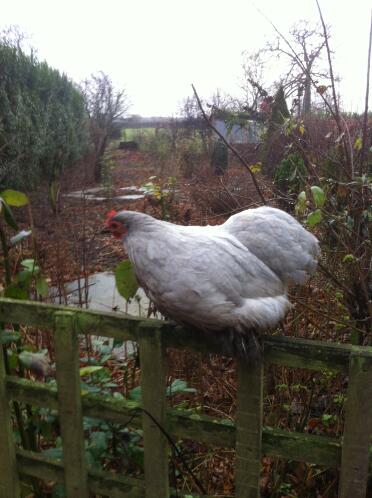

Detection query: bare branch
xmin=360 ymin=10 xmax=372 ymax=174
xmin=191 ymin=84 xmax=267 ymax=205
xmin=315 ymin=0 xmax=353 ymax=178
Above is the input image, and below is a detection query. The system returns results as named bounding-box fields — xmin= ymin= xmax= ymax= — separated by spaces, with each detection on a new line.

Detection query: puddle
xmin=119 ymin=186 xmax=142 ymax=193
xmin=65 ymin=186 xmax=145 ymax=202
xmin=52 ymin=271 xmax=155 ymax=356
xmin=52 ymin=271 xmax=150 ymax=316
xmin=115 ymin=194 xmax=145 ymax=201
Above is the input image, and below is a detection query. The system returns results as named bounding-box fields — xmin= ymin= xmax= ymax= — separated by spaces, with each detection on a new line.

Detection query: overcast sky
xmin=2 ymin=0 xmax=371 ymax=116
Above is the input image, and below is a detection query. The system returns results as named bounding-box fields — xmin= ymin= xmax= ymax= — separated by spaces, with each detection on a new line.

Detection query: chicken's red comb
xmin=105 ymin=210 xmax=118 ymax=225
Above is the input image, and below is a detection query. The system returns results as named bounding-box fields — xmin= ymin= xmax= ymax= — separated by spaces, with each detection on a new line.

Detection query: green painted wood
xmin=54 ymin=312 xmax=89 ymax=498
xmin=2 ymin=297 xmax=372 ymax=498
xmin=139 ymin=322 xmax=169 ymax=498
xmin=6 ymin=376 xmax=345 ymax=466
xmin=262 ymin=427 xmax=341 ymax=467
xmin=339 ymin=352 xmax=372 ymax=498
xmin=0 ymin=347 xmax=20 ymax=498
xmin=17 ymin=449 xmax=212 ymax=497
xmin=235 ymin=359 xmax=264 ymax=498
xmin=2 ymin=298 xmax=372 ymax=372
xmin=16 ymin=448 xmax=146 ymax=498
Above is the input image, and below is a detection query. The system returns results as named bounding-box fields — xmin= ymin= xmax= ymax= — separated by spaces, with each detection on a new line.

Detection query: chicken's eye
xmin=109 ymin=221 xmax=121 ymax=230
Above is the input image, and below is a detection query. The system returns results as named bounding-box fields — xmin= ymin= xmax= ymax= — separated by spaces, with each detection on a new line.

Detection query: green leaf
xmin=4 ymin=284 xmax=28 ymax=300
xmin=16 ymin=270 xmax=33 ymax=285
xmin=342 ymin=254 xmax=356 ymax=263
xmin=307 ymin=209 xmax=322 ymax=226
xmin=354 ymin=137 xmax=362 ymax=151
xmin=7 ymin=350 xmax=18 ymax=370
xmin=166 ymin=379 xmax=197 ymax=395
xmin=88 ymin=431 xmax=109 ymax=456
xmin=0 ymin=330 xmax=21 ymax=345
xmin=21 ymin=259 xmax=38 ymax=272
xmin=0 ymin=189 xmax=29 ymax=207
xmin=79 ymin=366 xmax=104 ymax=377
xmin=115 ymin=260 xmax=139 ymax=300
xmin=310 ymin=186 xmax=325 ymax=208
xmin=129 ymin=385 xmax=142 ymax=401
xmin=250 ymin=162 xmax=261 ymax=173
xmin=36 ymin=276 xmax=48 ymax=297
xmin=42 ymin=447 xmax=63 ymax=460
xmin=295 ymin=190 xmax=307 ymax=215
xmin=51 ymin=483 xmax=66 ymax=498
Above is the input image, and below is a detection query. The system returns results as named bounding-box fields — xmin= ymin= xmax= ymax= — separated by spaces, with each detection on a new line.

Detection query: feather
xmin=108 ymin=208 xmax=319 ymax=360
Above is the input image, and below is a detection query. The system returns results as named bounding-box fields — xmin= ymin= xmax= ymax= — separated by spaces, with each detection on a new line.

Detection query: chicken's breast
xmin=126 ymin=221 xmax=290 ymax=332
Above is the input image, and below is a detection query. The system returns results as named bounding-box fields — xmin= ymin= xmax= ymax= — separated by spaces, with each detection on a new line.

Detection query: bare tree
xmin=241 ymin=20 xmax=331 ymax=116
xmin=81 ymin=72 xmax=130 ymax=181
xmin=240 ymin=51 xmax=270 ymax=113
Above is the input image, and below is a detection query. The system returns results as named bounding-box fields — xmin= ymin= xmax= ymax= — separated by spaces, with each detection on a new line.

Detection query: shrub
xmin=0 ymin=40 xmax=89 ymax=189
xmin=210 ymin=139 xmax=228 ymax=175
xmin=274 ymin=153 xmax=307 ymax=195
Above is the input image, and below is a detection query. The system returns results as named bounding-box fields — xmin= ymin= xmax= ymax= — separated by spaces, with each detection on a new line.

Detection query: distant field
xmin=121 ymin=127 xmax=156 ymax=140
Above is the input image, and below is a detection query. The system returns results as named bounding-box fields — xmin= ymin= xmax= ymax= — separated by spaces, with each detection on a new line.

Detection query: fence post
xmin=235 ymin=358 xmax=264 ymax=498
xmin=0 ymin=346 xmax=20 ymax=498
xmin=54 ymin=311 xmax=88 ymax=498
xmin=339 ymin=351 xmax=372 ymax=498
xmin=139 ymin=322 xmax=169 ymax=498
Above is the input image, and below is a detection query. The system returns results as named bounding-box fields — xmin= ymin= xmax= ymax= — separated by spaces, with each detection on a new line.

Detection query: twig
xmin=315 ymin=0 xmax=352 ymax=176
xmin=219 ymin=178 xmax=243 ymax=209
xmin=316 ymin=260 xmax=354 ymax=299
xmin=360 ymin=10 xmax=372 ymax=175
xmin=191 ymin=84 xmax=267 ymax=204
xmin=253 ymin=2 xmax=352 ymax=179
xmin=139 ymin=407 xmax=207 ymax=495
xmin=292 ymin=296 xmax=366 ymax=335
xmin=315 ymin=1 xmax=340 ymax=122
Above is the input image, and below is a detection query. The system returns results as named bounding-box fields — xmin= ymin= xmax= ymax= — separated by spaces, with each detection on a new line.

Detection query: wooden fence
xmin=0 ymin=297 xmax=371 ymax=498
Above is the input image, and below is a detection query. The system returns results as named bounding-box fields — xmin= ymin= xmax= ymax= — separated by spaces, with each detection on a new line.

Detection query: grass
xmin=121 ymin=128 xmax=156 ymax=141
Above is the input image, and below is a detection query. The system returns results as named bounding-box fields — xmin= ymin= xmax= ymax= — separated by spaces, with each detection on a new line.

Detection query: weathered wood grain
xmin=5 ymin=377 xmax=345 ymax=466
xmin=1 ymin=298 xmax=371 ymax=372
xmin=139 ymin=322 xmax=169 ymax=498
xmin=0 ymin=343 xmax=20 ymax=498
xmin=2 ymin=297 xmax=372 ymax=498
xmin=54 ymin=312 xmax=88 ymax=498
xmin=17 ymin=448 xmax=213 ymax=497
xmin=339 ymin=351 xmax=372 ymax=498
xmin=235 ymin=359 xmax=264 ymax=498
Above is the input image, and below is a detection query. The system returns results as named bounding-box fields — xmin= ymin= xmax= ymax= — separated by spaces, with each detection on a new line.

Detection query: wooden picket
xmin=0 ymin=329 xmax=21 ymax=498
xmin=235 ymin=360 xmax=264 ymax=498
xmin=139 ymin=323 xmax=169 ymax=498
xmin=0 ymin=297 xmax=371 ymax=498
xmin=53 ymin=312 xmax=89 ymax=498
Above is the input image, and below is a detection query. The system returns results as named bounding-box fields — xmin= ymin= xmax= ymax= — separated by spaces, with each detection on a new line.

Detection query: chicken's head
xmin=105 ymin=210 xmax=127 ymax=239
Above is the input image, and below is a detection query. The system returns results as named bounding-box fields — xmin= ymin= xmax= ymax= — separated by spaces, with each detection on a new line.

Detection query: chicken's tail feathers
xmin=235 ymin=295 xmax=291 ymax=330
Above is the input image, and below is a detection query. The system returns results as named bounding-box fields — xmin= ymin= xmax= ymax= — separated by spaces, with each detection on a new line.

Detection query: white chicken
xmin=106 ymin=207 xmax=319 ymax=359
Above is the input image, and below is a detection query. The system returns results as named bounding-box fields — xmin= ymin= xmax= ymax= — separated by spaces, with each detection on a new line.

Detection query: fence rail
xmin=0 ymin=297 xmax=371 ymax=498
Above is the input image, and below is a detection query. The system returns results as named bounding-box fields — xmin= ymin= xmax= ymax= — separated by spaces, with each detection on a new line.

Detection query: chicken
xmin=106 ymin=207 xmax=319 ymax=359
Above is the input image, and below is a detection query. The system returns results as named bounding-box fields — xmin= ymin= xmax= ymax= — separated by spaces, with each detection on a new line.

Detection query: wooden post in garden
xmin=235 ymin=359 xmax=264 ymax=498
xmin=139 ymin=322 xmax=169 ymax=498
xmin=0 ymin=345 xmax=20 ymax=498
xmin=54 ymin=312 xmax=89 ymax=498
xmin=338 ymin=351 xmax=372 ymax=498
